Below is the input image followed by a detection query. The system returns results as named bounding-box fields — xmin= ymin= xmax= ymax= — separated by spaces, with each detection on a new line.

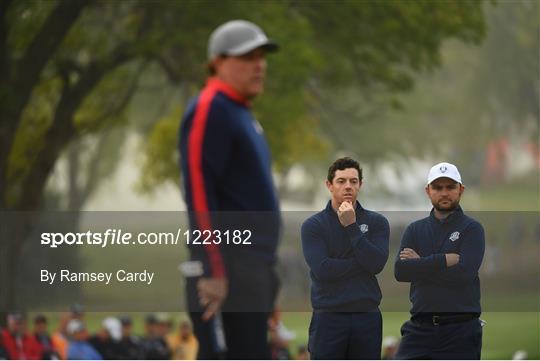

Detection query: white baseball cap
xmin=66 ymin=319 xmax=85 ymax=335
xmin=103 ymin=317 xmax=122 ymax=341
xmin=427 ymin=162 xmax=462 ymax=185
xmin=208 ymin=20 xmax=279 ymax=60
xmin=383 ymin=335 xmax=398 ymax=348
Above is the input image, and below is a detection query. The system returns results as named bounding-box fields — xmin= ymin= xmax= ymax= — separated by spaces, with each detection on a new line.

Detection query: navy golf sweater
xmin=301 ymin=201 xmax=390 ymax=312
xmin=179 ymin=77 xmax=280 ymax=278
xmin=394 ymin=207 xmax=485 ymax=316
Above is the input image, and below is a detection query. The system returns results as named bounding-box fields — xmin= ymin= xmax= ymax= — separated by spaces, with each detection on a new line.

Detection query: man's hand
xmin=337 ymin=201 xmax=356 ymax=227
xmin=445 ymin=253 xmax=460 ymax=267
xmin=197 ymin=277 xmax=228 ymax=321
xmin=399 ymin=248 xmax=420 ymax=260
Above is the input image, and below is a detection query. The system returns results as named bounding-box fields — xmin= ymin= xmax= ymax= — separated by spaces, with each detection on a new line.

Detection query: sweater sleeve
xmin=182 ymin=94 xmax=235 ymax=278
xmin=301 ymin=217 xmax=363 ymax=283
xmin=345 ymin=215 xmax=390 ymax=275
xmin=426 ymin=222 xmax=485 ymax=286
xmin=394 ymin=224 xmax=446 ymax=282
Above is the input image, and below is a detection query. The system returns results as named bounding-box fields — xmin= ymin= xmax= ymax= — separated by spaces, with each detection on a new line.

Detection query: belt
xmin=412 ymin=313 xmax=478 ymax=326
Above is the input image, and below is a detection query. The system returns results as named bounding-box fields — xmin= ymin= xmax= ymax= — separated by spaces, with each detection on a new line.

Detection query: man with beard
xmin=301 ymin=157 xmax=389 ymax=359
xmin=394 ymin=162 xmax=485 ymax=359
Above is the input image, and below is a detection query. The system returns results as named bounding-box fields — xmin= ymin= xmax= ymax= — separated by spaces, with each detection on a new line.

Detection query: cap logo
xmin=360 ymin=224 xmax=369 ymax=233
xmin=449 ymin=231 xmax=460 ymax=242
xmin=440 ymin=165 xmax=448 ymax=173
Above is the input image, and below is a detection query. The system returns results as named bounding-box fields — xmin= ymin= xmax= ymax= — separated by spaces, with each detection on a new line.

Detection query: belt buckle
xmin=432 ymin=315 xmax=440 ymax=326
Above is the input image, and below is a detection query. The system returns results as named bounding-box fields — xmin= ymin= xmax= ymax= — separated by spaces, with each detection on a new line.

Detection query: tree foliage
xmin=0 ymin=0 xmax=491 ymax=205
xmin=0 ymin=0 xmax=491 ymax=313
xmin=137 ymin=0 xmax=488 ymax=191
xmin=367 ymin=0 xmax=539 ymax=185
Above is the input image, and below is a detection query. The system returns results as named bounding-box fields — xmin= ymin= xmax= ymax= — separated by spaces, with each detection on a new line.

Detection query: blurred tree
xmin=470 ymin=0 xmax=539 ymax=137
xmin=0 ymin=0 xmax=487 ymax=313
xmin=368 ymin=0 xmax=539 ymax=186
xmin=139 ymin=0 xmax=487 ymax=192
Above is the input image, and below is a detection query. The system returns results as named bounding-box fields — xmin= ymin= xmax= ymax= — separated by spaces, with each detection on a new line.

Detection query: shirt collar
xmin=205 ymin=77 xmax=251 ymax=107
xmin=429 ymin=205 xmax=464 ymax=225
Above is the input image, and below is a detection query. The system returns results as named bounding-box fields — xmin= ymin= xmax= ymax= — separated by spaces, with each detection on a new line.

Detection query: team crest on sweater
xmin=449 ymin=231 xmax=460 ymax=242
xmin=360 ymin=224 xmax=369 ymax=233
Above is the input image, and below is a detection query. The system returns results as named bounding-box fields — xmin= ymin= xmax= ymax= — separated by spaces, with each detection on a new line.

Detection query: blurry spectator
xmin=70 ymin=304 xmax=85 ymax=321
xmin=0 ymin=330 xmax=8 ymax=360
xmin=117 ymin=316 xmax=144 ymax=360
xmin=70 ymin=304 xmax=90 ymax=340
xmin=89 ymin=317 xmax=122 ymax=359
xmin=142 ymin=314 xmax=171 ymax=359
xmin=167 ymin=320 xmax=198 ymax=360
xmin=33 ymin=314 xmax=60 ymax=360
xmin=269 ymin=321 xmax=295 ymax=360
xmin=51 ymin=313 xmax=71 ymax=359
xmin=66 ymin=319 xmax=101 ymax=360
xmin=268 ymin=310 xmax=281 ymax=332
xmin=382 ymin=336 xmax=399 ymax=360
xmin=156 ymin=313 xmax=172 ymax=339
xmin=1 ymin=312 xmax=42 ymax=359
xmin=295 ymin=345 xmax=309 ymax=360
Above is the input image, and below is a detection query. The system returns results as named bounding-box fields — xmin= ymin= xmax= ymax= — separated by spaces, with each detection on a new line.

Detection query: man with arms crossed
xmin=394 ymin=162 xmax=485 ymax=359
xmin=179 ymin=20 xmax=280 ymax=359
xmin=301 ymin=157 xmax=390 ymax=359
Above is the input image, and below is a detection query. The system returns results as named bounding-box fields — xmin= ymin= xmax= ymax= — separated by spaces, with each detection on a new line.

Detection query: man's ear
xmin=325 ymin=180 xmax=332 ymax=192
xmin=211 ymin=57 xmax=223 ymax=74
xmin=425 ymin=185 xmax=430 ymax=197
xmin=358 ymin=181 xmax=363 ymax=190
xmin=459 ymin=184 xmax=465 ymax=196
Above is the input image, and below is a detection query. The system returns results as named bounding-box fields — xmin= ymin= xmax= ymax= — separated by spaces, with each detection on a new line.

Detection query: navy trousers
xmin=186 ymin=254 xmax=279 ymax=359
xmin=308 ymin=310 xmax=382 ymax=360
xmin=190 ymin=311 xmax=271 ymax=360
xmin=396 ymin=318 xmax=483 ymax=359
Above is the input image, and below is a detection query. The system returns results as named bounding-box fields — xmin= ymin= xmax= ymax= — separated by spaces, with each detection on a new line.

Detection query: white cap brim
xmin=427 ymin=162 xmax=462 ymax=185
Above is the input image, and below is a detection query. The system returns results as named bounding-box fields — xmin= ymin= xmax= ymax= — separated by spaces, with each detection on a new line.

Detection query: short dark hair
xmin=327 ymin=157 xmax=362 ymax=183
xmin=34 ymin=314 xmax=47 ymax=324
xmin=206 ymin=55 xmax=228 ymax=76
xmin=206 ymin=61 xmax=217 ymax=76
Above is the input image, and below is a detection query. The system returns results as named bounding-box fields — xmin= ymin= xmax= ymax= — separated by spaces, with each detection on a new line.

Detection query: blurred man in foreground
xmin=179 ymin=19 xmax=281 ymax=359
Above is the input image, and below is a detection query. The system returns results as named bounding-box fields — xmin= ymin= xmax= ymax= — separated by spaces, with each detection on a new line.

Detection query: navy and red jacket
xmin=394 ymin=207 xmax=485 ymax=316
xmin=301 ymin=201 xmax=390 ymax=312
xmin=179 ymin=77 xmax=280 ymax=278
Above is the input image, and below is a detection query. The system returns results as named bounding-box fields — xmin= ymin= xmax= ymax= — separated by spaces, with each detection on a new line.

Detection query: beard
xmin=433 ymin=198 xmax=460 ymax=212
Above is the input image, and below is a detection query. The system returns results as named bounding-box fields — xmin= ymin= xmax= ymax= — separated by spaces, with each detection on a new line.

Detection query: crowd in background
xmin=1 ymin=307 xmax=532 ymax=360
xmin=0 ymin=306 xmax=314 ymax=360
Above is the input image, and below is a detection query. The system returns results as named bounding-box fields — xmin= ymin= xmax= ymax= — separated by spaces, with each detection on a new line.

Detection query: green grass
xmin=27 ymin=310 xmax=539 ymax=359
xmin=280 ymin=311 xmax=540 ymax=360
